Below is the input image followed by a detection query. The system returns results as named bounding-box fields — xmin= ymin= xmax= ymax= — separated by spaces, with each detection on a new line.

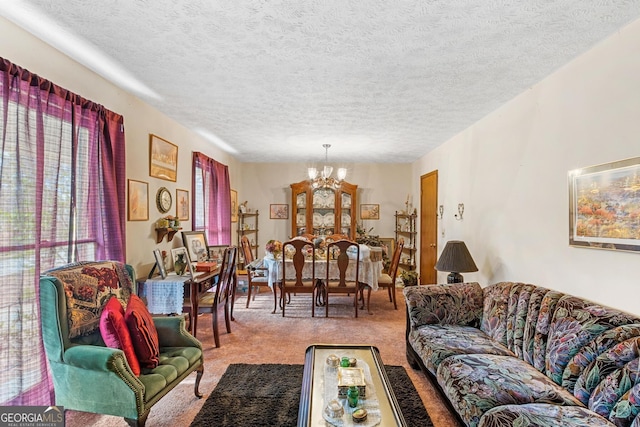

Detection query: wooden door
xmin=420 ymin=171 xmax=438 ymax=284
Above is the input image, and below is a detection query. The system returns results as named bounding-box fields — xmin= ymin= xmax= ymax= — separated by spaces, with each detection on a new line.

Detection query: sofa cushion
xmin=522 ymin=286 xmax=553 ymax=367
xmin=99 ymin=296 xmax=141 ymax=376
xmin=404 ymin=282 xmax=483 ymax=328
xmin=409 ymin=324 xmax=514 ymax=375
xmin=46 ymin=261 xmax=134 ymax=339
xmin=609 ymin=383 xmax=640 ymax=426
xmin=480 ymin=282 xmax=514 ymax=346
xmin=532 ymin=290 xmax=565 ymax=372
xmin=478 ymin=403 xmax=614 ymax=427
xmin=546 ymin=296 xmax=640 ymax=385
xmin=437 ymin=354 xmax=583 ymax=427
xmin=125 ymin=295 xmax=160 ymax=369
xmin=566 ymin=325 xmax=640 ymax=401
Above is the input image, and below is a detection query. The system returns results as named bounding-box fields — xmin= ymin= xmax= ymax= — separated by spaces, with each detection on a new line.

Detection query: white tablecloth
xmin=264 ymin=256 xmax=383 ymax=291
xmin=141 ymin=273 xmax=189 ymax=314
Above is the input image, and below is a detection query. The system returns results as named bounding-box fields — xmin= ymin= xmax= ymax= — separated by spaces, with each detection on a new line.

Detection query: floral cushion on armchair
xmin=46 ymin=261 xmax=133 ymax=339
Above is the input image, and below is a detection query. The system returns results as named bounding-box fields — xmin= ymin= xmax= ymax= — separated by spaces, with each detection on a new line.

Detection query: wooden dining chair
xmin=198 ymin=245 xmax=237 ymax=347
xmin=280 ymin=238 xmax=317 ymax=317
xmin=366 ymin=239 xmax=404 ymax=311
xmin=241 ymin=235 xmax=277 ymax=313
xmin=323 ymin=239 xmax=362 ymax=318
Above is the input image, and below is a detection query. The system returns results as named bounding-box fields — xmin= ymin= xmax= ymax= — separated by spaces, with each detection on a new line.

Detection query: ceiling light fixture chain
xmin=308 ymin=144 xmax=347 ymax=189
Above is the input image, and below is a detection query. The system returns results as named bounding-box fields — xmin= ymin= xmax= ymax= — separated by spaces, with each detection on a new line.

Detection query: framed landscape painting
xmin=569 ymin=156 xmax=640 ymax=252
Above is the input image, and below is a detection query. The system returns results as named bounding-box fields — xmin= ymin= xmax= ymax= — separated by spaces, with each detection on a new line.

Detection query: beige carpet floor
xmin=65 ymin=288 xmax=461 ymax=426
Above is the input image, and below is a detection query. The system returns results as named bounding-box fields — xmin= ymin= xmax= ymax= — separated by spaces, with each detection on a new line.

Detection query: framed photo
xmin=171 ymin=247 xmax=194 ymax=277
xmin=569 ymin=156 xmax=640 ymax=252
xmin=379 ymin=237 xmax=396 ymax=259
xmin=360 ymin=204 xmax=380 ymax=220
xmin=182 ymin=231 xmax=209 ymax=263
xmin=208 ymin=245 xmax=227 ymax=264
xmin=127 ymin=179 xmax=149 ymax=221
xmin=270 ymin=204 xmax=289 ymax=219
xmin=176 ymin=189 xmax=189 ymax=221
xmin=151 ymin=249 xmax=167 ymax=279
xmin=149 ymin=134 xmax=178 ymax=181
xmin=231 ymin=189 xmax=238 ymax=223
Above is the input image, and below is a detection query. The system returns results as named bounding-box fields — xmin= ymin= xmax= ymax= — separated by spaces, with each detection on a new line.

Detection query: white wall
xmin=0 ymin=17 xmax=240 ymax=276
xmin=235 ymin=162 xmax=412 ymax=253
xmin=415 ymin=18 xmax=640 ymax=315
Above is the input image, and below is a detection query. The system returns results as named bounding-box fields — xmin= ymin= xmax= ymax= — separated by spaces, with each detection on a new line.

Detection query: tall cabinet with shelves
xmin=395 ymin=211 xmax=416 ymax=271
xmin=237 ymin=211 xmax=259 ymax=265
xmin=290 ymin=180 xmax=357 ymax=239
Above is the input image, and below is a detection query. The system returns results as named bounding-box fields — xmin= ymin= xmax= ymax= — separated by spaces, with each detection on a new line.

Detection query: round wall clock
xmin=156 ymin=187 xmax=172 ymax=213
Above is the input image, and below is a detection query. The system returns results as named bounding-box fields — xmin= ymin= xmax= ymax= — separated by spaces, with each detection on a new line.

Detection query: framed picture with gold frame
xmin=270 ymin=204 xmax=289 ymax=219
xmin=127 ymin=179 xmax=149 ymax=221
xmin=149 ymin=134 xmax=178 ymax=181
xmin=360 ymin=204 xmax=380 ymax=220
xmin=231 ymin=189 xmax=238 ymax=223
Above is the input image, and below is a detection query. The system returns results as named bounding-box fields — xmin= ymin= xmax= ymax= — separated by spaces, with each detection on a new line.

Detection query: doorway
xmin=420 ymin=171 xmax=438 ymax=284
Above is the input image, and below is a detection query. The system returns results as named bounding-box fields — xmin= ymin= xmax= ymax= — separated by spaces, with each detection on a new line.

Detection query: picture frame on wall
xmin=270 ymin=204 xmax=289 ymax=219
xmin=182 ymin=231 xmax=210 ymax=263
xmin=176 ymin=189 xmax=189 ymax=221
xmin=568 ymin=156 xmax=640 ymax=253
xmin=231 ymin=189 xmax=238 ymax=223
xmin=149 ymin=134 xmax=178 ymax=182
xmin=360 ymin=204 xmax=380 ymax=220
xmin=127 ymin=179 xmax=149 ymax=221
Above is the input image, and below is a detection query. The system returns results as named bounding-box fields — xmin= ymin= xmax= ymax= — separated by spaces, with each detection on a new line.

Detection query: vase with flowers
xmin=265 ymin=239 xmax=283 ymax=259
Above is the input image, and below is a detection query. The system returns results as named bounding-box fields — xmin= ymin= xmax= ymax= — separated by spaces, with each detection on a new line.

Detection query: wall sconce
xmin=454 ymin=203 xmax=464 ymax=220
xmin=438 ymin=205 xmax=444 ymax=219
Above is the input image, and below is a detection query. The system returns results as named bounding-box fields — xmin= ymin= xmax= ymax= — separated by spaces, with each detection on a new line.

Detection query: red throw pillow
xmin=100 ymin=296 xmax=141 ymax=376
xmin=125 ymin=295 xmax=160 ymax=369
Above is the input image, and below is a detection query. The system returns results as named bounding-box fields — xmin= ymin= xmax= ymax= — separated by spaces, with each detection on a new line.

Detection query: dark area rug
xmin=190 ymin=363 xmax=432 ymax=426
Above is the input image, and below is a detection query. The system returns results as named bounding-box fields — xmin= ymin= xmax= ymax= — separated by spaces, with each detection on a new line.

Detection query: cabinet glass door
xmin=294 ymin=190 xmax=307 ymax=236
xmin=339 ymin=191 xmax=352 ymax=236
xmin=312 ymin=188 xmax=335 ymax=236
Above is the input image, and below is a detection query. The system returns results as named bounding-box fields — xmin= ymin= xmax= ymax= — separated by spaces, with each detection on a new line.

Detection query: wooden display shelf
xmin=155 ymin=227 xmax=182 ymax=243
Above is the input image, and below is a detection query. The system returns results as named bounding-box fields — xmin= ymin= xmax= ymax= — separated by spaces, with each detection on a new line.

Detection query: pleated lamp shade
xmin=434 ymin=240 xmax=478 ymax=283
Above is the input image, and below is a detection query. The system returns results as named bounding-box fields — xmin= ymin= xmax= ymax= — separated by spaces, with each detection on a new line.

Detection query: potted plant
xmin=400 ymin=269 xmax=419 ymax=286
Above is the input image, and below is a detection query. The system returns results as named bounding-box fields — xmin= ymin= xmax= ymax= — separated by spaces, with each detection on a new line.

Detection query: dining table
xmin=262 ymin=250 xmax=383 ymax=313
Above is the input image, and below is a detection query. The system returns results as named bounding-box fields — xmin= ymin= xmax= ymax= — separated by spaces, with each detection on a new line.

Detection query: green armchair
xmin=39 ymin=262 xmax=204 ymax=427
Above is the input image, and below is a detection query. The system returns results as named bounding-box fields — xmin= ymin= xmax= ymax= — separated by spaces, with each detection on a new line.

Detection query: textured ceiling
xmin=2 ymin=1 xmax=639 ymax=163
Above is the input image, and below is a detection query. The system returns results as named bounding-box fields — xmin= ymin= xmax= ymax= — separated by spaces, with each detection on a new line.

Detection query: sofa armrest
xmin=153 ymin=316 xmax=202 ymax=349
xmin=403 ymin=282 xmax=483 ymax=329
xmin=64 ymin=345 xmax=136 ymax=375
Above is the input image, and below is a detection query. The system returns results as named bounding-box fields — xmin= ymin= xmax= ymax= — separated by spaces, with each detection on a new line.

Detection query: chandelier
xmin=308 ymin=144 xmax=347 ymax=189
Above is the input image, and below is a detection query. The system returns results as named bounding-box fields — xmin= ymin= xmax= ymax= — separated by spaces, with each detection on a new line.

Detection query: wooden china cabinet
xmin=290 ymin=180 xmax=357 ymax=239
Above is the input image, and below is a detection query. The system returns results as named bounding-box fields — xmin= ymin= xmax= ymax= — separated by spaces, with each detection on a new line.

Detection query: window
xmin=0 ymin=57 xmax=126 ymax=405
xmin=192 ymin=152 xmax=232 ymax=246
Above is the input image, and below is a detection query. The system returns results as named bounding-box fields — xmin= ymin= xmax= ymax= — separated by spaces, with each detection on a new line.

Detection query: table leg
xmin=190 ymin=281 xmax=198 ymax=337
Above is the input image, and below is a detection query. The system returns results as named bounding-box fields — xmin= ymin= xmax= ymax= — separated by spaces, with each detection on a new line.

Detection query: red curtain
xmin=0 ymin=57 xmax=126 ymax=405
xmin=192 ymin=152 xmax=231 ymax=245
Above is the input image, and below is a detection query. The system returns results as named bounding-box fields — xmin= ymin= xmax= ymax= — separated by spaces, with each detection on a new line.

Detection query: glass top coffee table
xmin=298 ymin=344 xmax=407 ymax=427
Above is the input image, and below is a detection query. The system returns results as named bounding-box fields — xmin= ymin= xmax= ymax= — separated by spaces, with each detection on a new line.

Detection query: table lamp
xmin=434 ymin=240 xmax=478 ymax=283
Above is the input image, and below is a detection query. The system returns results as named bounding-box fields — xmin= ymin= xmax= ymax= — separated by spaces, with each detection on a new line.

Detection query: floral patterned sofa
xmin=404 ymin=281 xmax=640 ymax=427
